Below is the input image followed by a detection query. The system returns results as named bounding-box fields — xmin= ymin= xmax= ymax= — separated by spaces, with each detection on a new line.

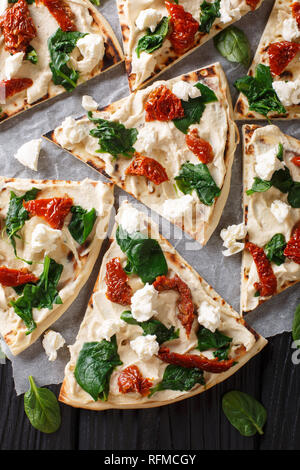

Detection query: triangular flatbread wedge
xmin=0 ymin=0 xmax=123 ymax=123
xmin=235 ymin=0 xmax=300 ymax=120
xmin=0 ymin=176 xmax=114 ymax=355
xmin=45 ymin=63 xmax=238 ymax=246
xmin=59 ymin=201 xmax=267 ymax=410
xmin=241 ymin=124 xmax=300 ymax=313
xmin=116 ymin=0 xmax=264 ymax=91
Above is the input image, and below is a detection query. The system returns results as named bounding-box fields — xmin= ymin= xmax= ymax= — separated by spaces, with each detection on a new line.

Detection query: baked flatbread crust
xmin=0 ymin=176 xmax=114 ymax=355
xmin=47 ymin=63 xmax=239 ymax=246
xmin=0 ymin=0 xmax=123 ymax=123
xmin=59 ymin=201 xmax=267 ymax=410
xmin=117 ymin=0 xmax=264 ymax=91
xmin=235 ymin=0 xmax=300 ymax=120
xmin=241 ymin=124 xmax=300 ymax=313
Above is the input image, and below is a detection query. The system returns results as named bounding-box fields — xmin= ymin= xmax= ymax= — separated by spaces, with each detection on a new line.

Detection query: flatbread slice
xmin=241 ymin=124 xmax=300 ymax=313
xmin=0 ymin=0 xmax=123 ymax=123
xmin=0 ymin=176 xmax=114 ymax=355
xmin=59 ymin=201 xmax=267 ymax=410
xmin=235 ymin=0 xmax=300 ymax=120
xmin=46 ymin=63 xmax=238 ymax=246
xmin=117 ymin=0 xmax=264 ymax=91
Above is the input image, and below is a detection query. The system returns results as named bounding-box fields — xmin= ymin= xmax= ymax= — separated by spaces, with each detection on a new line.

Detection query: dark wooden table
xmin=1 ymin=331 xmax=299 ymax=450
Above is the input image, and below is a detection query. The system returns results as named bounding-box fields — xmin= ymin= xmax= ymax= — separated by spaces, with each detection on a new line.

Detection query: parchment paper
xmin=0 ymin=0 xmax=299 ymax=395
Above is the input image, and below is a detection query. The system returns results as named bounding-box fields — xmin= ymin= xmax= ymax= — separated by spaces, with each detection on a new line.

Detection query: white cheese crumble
xmin=131 ymin=283 xmax=158 ymax=322
xmin=59 ymin=116 xmax=90 ymax=147
xmin=272 ymin=80 xmax=300 ymax=107
xmin=172 ymin=81 xmax=201 ymax=101
xmin=255 ymin=146 xmax=284 ymax=181
xmin=130 ymin=334 xmax=159 ymax=360
xmin=70 ymin=34 xmax=105 ymax=74
xmin=42 ymin=330 xmax=65 ymax=362
xmin=220 ymin=223 xmax=247 ymax=257
xmin=96 ymin=318 xmax=126 ymax=341
xmin=270 ymin=199 xmax=290 ymax=223
xmin=131 ymin=51 xmax=156 ymax=85
xmin=14 ymin=139 xmax=42 ymax=171
xmin=0 ymin=285 xmax=7 ymax=309
xmin=5 ymin=52 xmax=24 ymax=80
xmin=197 ymin=301 xmax=221 ymax=332
xmin=31 ymin=224 xmax=62 ymax=254
xmin=282 ymin=18 xmax=300 ymax=42
xmin=82 ymin=95 xmax=98 ymax=111
xmin=115 ymin=204 xmax=147 ymax=234
xmin=162 ymin=194 xmax=194 ymax=219
xmin=135 ymin=8 xmax=162 ymax=32
xmin=219 ymin=0 xmax=242 ymax=24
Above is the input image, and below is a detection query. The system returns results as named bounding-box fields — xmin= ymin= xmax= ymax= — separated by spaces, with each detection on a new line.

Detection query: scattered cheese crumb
xmin=197 ymin=301 xmax=221 ymax=333
xmin=220 ymin=223 xmax=247 ymax=256
xmin=172 ymin=81 xmax=201 ymax=101
xmin=82 ymin=95 xmax=98 ymax=111
xmin=135 ymin=9 xmax=162 ymax=32
xmin=270 ymin=200 xmax=290 ymax=223
xmin=14 ymin=139 xmax=42 ymax=171
xmin=130 ymin=334 xmax=159 ymax=360
xmin=42 ymin=330 xmax=65 ymax=362
xmin=131 ymin=284 xmax=158 ymax=322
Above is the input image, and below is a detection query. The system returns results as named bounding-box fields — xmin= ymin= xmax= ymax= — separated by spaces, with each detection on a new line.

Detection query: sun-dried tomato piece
xmin=0 ymin=78 xmax=33 ymax=99
xmin=0 ymin=266 xmax=38 ymax=287
xmin=118 ymin=365 xmax=153 ymax=396
xmin=125 ymin=153 xmax=169 ymax=185
xmin=268 ymin=41 xmax=300 ymax=76
xmin=38 ymin=0 xmax=76 ymax=32
xmin=153 ymin=274 xmax=194 ymax=337
xmin=246 ymin=241 xmax=277 ymax=297
xmin=0 ymin=0 xmax=37 ymax=54
xmin=291 ymin=155 xmax=300 ymax=167
xmin=291 ymin=2 xmax=300 ymax=27
xmin=165 ymin=1 xmax=199 ymax=54
xmin=284 ymin=226 xmax=300 ymax=264
xmin=185 ymin=129 xmax=214 ymax=164
xmin=144 ymin=85 xmax=184 ymax=122
xmin=158 ymin=347 xmax=234 ymax=373
xmin=245 ymin=0 xmax=260 ymax=10
xmin=23 ymin=197 xmax=73 ymax=230
xmin=105 ymin=257 xmax=132 ymax=306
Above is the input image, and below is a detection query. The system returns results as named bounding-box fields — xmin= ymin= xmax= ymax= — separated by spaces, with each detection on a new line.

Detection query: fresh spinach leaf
xmin=235 ymin=64 xmax=286 ymax=119
xmin=222 ymin=390 xmax=267 ymax=436
xmin=271 ymin=167 xmax=293 ymax=193
xmin=121 ymin=310 xmax=179 ymax=344
xmin=214 ymin=26 xmax=251 ymax=67
xmin=48 ymin=28 xmax=87 ymax=92
xmin=276 ymin=143 xmax=284 ymax=161
xmin=136 ymin=17 xmax=169 ymax=57
xmin=264 ymin=233 xmax=286 ymax=266
xmin=197 ymin=327 xmax=232 ymax=360
xmin=288 ymin=182 xmax=300 ymax=208
xmin=149 ymin=364 xmax=205 ymax=397
xmin=292 ymin=304 xmax=300 ymax=344
xmin=88 ymin=112 xmax=138 ymax=159
xmin=116 ymin=225 xmax=168 ymax=284
xmin=5 ymin=187 xmax=39 ymax=258
xmin=199 ymin=0 xmax=220 ymax=34
xmin=175 ymin=162 xmax=221 ymax=206
xmin=90 ymin=0 xmax=100 ymax=4
xmin=173 ymin=82 xmax=218 ymax=134
xmin=11 ymin=256 xmax=63 ymax=335
xmin=246 ymin=177 xmax=272 ymax=195
xmin=24 ymin=376 xmax=61 ymax=434
xmin=25 ymin=46 xmax=38 ymax=64
xmin=68 ymin=205 xmax=96 ymax=245
xmin=74 ymin=336 xmax=122 ymax=401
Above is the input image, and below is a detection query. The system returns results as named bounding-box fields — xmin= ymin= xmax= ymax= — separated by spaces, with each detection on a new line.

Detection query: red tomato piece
xmin=268 ymin=41 xmax=300 ymax=76
xmin=0 ymin=266 xmax=38 ymax=287
xmin=185 ymin=129 xmax=214 ymax=163
xmin=144 ymin=85 xmax=185 ymax=122
xmin=0 ymin=0 xmax=37 ymax=54
xmin=291 ymin=2 xmax=300 ymax=28
xmin=245 ymin=0 xmax=260 ymax=10
xmin=23 ymin=197 xmax=73 ymax=230
xmin=105 ymin=257 xmax=132 ymax=306
xmin=291 ymin=155 xmax=300 ymax=167
xmin=125 ymin=153 xmax=168 ymax=185
xmin=38 ymin=0 xmax=76 ymax=32
xmin=246 ymin=242 xmax=277 ymax=297
xmin=118 ymin=365 xmax=153 ymax=396
xmin=0 ymin=78 xmax=33 ymax=99
xmin=158 ymin=347 xmax=234 ymax=373
xmin=284 ymin=226 xmax=300 ymax=264
xmin=165 ymin=1 xmax=199 ymax=54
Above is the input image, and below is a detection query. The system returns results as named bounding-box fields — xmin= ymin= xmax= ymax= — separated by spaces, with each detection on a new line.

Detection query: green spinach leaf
xmin=271 ymin=167 xmax=293 ymax=193
xmin=292 ymin=304 xmax=300 ymax=344
xmin=234 ymin=64 xmax=286 ymax=119
xmin=199 ymin=0 xmax=220 ymax=34
xmin=11 ymin=256 xmax=63 ymax=335
xmin=25 ymin=46 xmax=38 ymax=64
xmin=88 ymin=112 xmax=138 ymax=159
xmin=149 ymin=364 xmax=205 ymax=397
xmin=276 ymin=143 xmax=284 ymax=161
xmin=214 ymin=26 xmax=251 ymax=67
xmin=197 ymin=327 xmax=232 ymax=360
xmin=175 ymin=162 xmax=221 ymax=206
xmin=24 ymin=376 xmax=61 ymax=434
xmin=121 ymin=310 xmax=179 ymax=344
xmin=264 ymin=233 xmax=286 ymax=266
xmin=74 ymin=336 xmax=122 ymax=401
xmin=90 ymin=0 xmax=100 ymax=4
xmin=288 ymin=182 xmax=300 ymax=208
xmin=116 ymin=225 xmax=168 ymax=284
xmin=68 ymin=205 xmax=96 ymax=245
xmin=173 ymin=82 xmax=218 ymax=134
xmin=136 ymin=17 xmax=169 ymax=57
xmin=246 ymin=177 xmax=272 ymax=195
xmin=222 ymin=390 xmax=267 ymax=436
xmin=48 ymin=28 xmax=87 ymax=92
